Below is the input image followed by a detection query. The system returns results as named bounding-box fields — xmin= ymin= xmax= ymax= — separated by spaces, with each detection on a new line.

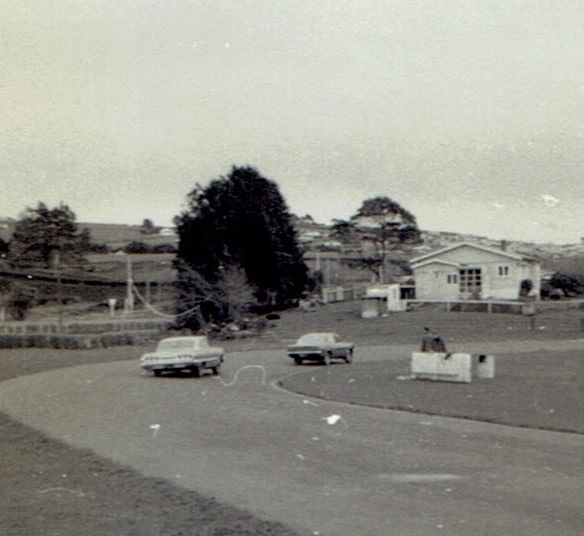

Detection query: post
xmin=124 ymin=254 xmax=134 ymax=316
xmin=53 ymin=244 xmax=64 ymax=333
xmin=57 ymin=266 xmax=63 ymax=332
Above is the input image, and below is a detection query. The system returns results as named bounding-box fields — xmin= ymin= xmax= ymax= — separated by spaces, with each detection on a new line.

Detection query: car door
xmin=330 ymin=334 xmax=343 ymax=357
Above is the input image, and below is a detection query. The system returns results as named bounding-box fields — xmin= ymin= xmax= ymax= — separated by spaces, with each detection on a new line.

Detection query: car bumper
xmin=140 ymin=358 xmax=221 ymax=371
xmin=287 ymin=352 xmax=324 ymax=360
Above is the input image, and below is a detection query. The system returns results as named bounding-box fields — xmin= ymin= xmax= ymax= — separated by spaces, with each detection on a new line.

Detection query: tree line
xmin=5 ymin=165 xmax=583 ymax=326
xmin=1 ymin=166 xmax=426 ymax=325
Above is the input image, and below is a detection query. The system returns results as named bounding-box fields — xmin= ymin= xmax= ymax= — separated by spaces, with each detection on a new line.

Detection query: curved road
xmin=1 ymin=344 xmax=583 ymax=535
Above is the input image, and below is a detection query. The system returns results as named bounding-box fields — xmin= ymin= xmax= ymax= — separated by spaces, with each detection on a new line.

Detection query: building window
xmin=459 ymin=268 xmax=482 ymax=294
xmin=447 ymin=274 xmax=458 ymax=284
xmin=497 ymin=265 xmax=510 ymax=277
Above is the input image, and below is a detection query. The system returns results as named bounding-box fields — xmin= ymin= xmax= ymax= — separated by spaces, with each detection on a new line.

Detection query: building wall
xmin=414 ymin=263 xmax=460 ymax=301
xmin=413 ymin=251 xmax=541 ymax=301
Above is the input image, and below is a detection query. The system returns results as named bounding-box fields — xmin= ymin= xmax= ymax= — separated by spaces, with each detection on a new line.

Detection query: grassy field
xmin=258 ymin=299 xmax=584 ymax=349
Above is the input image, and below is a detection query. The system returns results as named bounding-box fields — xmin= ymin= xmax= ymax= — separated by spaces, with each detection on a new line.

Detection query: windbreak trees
xmin=9 ymin=202 xmax=89 ymax=268
xmin=174 ymin=166 xmax=308 ymax=329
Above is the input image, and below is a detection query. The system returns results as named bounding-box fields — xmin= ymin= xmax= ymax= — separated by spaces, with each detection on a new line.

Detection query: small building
xmin=410 ymin=242 xmax=540 ymax=302
xmin=360 ymin=284 xmax=405 ymax=318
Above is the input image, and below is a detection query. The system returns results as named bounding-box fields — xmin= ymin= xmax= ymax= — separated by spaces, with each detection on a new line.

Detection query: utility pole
xmin=124 ymin=254 xmax=134 ymax=316
xmin=54 ymin=243 xmax=64 ymax=332
xmin=57 ymin=262 xmax=63 ymax=331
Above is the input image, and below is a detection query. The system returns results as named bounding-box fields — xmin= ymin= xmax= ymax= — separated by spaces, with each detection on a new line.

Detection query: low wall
xmin=0 ymin=318 xmax=171 ymax=335
xmin=411 ymin=352 xmax=495 ymax=383
xmin=406 ymin=300 xmax=528 ymax=314
xmin=0 ymin=318 xmax=172 ymax=349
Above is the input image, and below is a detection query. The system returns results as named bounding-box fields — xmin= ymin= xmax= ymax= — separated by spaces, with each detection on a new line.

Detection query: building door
xmin=459 ymin=268 xmax=482 ymax=299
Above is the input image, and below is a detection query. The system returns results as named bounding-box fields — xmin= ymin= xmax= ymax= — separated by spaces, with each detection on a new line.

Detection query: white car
xmin=286 ymin=332 xmax=354 ymax=365
xmin=140 ymin=336 xmax=224 ymax=377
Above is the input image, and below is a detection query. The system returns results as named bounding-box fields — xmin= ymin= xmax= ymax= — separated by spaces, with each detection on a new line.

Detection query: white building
xmin=410 ymin=242 xmax=540 ymax=301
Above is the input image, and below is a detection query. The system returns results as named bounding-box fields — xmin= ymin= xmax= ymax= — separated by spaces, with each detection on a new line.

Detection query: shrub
xmin=549 ymin=272 xmax=584 ymax=297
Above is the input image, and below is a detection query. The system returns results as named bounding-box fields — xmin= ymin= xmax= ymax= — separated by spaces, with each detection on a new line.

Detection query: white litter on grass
xmin=347 ymin=378 xmax=356 ymax=383
xmin=419 ymin=421 xmax=433 ymax=426
xmin=296 ymin=453 xmax=306 ymax=461
xmin=302 ymin=399 xmax=319 ymax=407
xmin=397 ymin=375 xmax=412 ymax=381
xmin=150 ymin=424 xmax=161 ymax=436
xmin=324 ymin=414 xmax=341 ymax=425
xmin=322 ymin=414 xmax=348 ymax=427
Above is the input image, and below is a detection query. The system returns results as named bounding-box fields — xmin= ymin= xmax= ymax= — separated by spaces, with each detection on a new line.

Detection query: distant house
xmin=410 ymin=242 xmax=540 ymax=301
xmin=158 ymin=227 xmax=176 ymax=237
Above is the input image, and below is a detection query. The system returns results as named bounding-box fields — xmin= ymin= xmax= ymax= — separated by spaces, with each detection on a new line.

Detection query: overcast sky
xmin=2 ymin=1 xmax=584 ymax=244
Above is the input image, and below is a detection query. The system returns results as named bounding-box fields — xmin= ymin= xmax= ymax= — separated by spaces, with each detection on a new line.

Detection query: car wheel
xmin=345 ymin=349 xmax=353 ymax=364
xmin=191 ymin=367 xmax=201 ymax=378
xmin=211 ymin=366 xmax=220 ymax=375
xmin=153 ymin=370 xmax=162 ymax=377
xmin=323 ymin=352 xmax=332 ymax=366
xmin=294 ymin=357 xmax=303 ymax=366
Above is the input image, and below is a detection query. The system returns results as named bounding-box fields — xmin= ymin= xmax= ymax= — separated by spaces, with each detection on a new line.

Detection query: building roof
xmin=410 ymin=259 xmax=465 ymax=270
xmin=410 ymin=241 xmax=537 ymax=266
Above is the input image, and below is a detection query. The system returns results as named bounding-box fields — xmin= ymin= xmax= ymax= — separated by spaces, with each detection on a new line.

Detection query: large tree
xmin=174 ymin=166 xmax=308 ymax=329
xmin=331 ymin=196 xmax=421 ymax=283
xmin=9 ymin=202 xmax=89 ymax=268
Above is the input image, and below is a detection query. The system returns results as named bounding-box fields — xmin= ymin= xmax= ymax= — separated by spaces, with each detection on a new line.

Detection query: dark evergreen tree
xmin=9 ymin=202 xmax=87 ymax=267
xmin=0 ymin=237 xmax=9 ymax=257
xmin=174 ymin=166 xmax=308 ymax=329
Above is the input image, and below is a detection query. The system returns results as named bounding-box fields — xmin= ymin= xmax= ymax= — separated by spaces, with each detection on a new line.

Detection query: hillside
xmin=293 ymin=216 xmax=582 ymax=268
xmin=79 ymin=222 xmax=177 ymax=251
xmin=1 ymin=216 xmax=581 ymax=266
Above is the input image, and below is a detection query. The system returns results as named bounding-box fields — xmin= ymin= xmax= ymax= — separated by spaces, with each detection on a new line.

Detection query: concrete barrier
xmin=476 ymin=354 xmax=496 ymax=379
xmin=411 ymin=352 xmax=496 ymax=383
xmin=411 ymin=352 xmax=472 ymax=383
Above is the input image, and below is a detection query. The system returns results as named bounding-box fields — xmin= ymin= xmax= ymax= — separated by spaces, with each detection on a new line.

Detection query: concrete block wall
xmin=411 ymin=352 xmax=496 ymax=383
xmin=411 ymin=352 xmax=472 ymax=383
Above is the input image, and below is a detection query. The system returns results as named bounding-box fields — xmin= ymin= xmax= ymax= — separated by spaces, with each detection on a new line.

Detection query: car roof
xmin=159 ymin=336 xmax=207 ymax=343
xmin=299 ymin=332 xmax=339 ymax=338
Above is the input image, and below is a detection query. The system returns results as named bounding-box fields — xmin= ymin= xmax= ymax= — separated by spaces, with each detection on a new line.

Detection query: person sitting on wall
xmin=421 ymin=326 xmax=447 ymax=353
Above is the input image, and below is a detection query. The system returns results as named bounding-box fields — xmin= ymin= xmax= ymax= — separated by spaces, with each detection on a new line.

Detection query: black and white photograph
xmin=1 ymin=2 xmax=583 ymax=535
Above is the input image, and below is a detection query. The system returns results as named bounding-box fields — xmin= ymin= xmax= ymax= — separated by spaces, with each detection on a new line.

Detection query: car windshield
xmin=157 ymin=339 xmax=201 ymax=351
xmin=297 ymin=333 xmax=334 ymax=345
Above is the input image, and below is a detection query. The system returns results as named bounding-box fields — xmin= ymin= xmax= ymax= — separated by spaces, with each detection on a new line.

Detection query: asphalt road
xmin=1 ymin=345 xmax=583 ymax=536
